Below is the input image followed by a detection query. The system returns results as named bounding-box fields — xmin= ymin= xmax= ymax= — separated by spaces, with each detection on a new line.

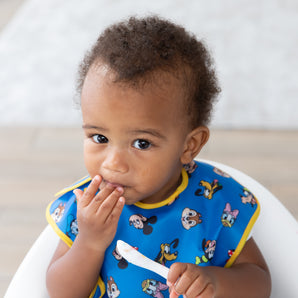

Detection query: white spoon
xmin=116 ymin=240 xmax=169 ymax=279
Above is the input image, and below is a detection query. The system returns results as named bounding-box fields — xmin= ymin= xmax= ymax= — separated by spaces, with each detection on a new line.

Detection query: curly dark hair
xmin=77 ymin=16 xmax=220 ymax=127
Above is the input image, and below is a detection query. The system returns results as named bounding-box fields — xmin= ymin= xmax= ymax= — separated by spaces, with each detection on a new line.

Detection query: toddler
xmin=46 ymin=16 xmax=271 ymax=298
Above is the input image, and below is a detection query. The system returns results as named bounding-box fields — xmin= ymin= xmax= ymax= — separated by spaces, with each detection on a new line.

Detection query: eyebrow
xmin=82 ymin=124 xmax=106 ymax=130
xmin=129 ymin=129 xmax=167 ymax=140
xmin=82 ymin=125 xmax=166 ymax=140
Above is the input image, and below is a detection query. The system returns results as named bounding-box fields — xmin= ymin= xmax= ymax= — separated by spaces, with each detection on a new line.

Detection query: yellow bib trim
xmin=134 ymin=168 xmax=188 ymax=209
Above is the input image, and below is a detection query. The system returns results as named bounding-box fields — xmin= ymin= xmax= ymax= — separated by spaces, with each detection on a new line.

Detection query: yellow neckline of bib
xmin=134 ymin=168 xmax=188 ymax=209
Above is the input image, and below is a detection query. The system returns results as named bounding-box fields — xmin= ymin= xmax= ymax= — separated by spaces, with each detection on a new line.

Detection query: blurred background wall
xmin=0 ymin=0 xmax=297 ymax=129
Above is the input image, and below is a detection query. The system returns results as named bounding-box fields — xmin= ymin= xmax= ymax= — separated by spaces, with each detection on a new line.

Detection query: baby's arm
xmin=167 ymin=238 xmax=271 ymax=298
xmin=46 ymin=176 xmax=125 ymax=298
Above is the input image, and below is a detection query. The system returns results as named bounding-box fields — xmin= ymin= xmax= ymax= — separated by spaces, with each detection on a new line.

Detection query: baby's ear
xmin=180 ymin=126 xmax=209 ymax=164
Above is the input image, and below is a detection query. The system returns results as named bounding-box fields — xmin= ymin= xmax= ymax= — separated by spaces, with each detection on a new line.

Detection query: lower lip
xmin=104 ymin=180 xmax=125 ymax=189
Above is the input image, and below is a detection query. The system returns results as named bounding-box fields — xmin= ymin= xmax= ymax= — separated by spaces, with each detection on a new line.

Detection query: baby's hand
xmin=73 ymin=175 xmax=125 ymax=252
xmin=167 ymin=263 xmax=216 ymax=298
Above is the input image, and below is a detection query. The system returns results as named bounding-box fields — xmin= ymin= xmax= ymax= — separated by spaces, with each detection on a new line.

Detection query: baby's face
xmin=81 ymin=65 xmax=190 ymax=205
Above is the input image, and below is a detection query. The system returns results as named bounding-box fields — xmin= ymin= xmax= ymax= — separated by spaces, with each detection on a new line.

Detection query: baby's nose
xmin=102 ymin=149 xmax=128 ymax=173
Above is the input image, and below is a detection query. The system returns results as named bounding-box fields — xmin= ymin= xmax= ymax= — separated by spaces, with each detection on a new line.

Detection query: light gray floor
xmin=0 ymin=127 xmax=297 ymax=296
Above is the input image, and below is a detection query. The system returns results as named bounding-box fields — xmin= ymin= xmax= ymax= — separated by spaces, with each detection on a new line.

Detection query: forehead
xmin=82 ymin=63 xmax=185 ymax=99
xmin=81 ymin=65 xmax=189 ymax=129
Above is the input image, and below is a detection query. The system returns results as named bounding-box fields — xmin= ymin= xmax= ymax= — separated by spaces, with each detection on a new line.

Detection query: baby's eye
xmin=92 ymin=134 xmax=108 ymax=144
xmin=133 ymin=139 xmax=151 ymax=150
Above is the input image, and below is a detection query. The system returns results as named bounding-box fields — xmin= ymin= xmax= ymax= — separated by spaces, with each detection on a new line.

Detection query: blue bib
xmin=46 ymin=160 xmax=259 ymax=298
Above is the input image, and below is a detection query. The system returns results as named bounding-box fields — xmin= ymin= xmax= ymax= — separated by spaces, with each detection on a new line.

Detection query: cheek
xmin=134 ymin=166 xmax=160 ymax=188
xmin=136 ymin=166 xmax=153 ymax=180
xmin=83 ymin=142 xmax=101 ymax=176
xmin=136 ymin=159 xmax=178 ymax=187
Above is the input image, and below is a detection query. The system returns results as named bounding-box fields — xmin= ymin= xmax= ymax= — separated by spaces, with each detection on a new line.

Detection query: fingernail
xmin=116 ymin=186 xmax=124 ymax=193
xmin=93 ymin=175 xmax=100 ymax=182
xmin=73 ymin=189 xmax=78 ymax=197
xmin=106 ymin=183 xmax=114 ymax=189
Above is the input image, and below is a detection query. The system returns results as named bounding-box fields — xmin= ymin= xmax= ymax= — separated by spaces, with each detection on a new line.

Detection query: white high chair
xmin=4 ymin=160 xmax=298 ymax=298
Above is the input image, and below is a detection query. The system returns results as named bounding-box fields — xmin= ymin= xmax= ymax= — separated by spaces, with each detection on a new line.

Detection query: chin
xmin=124 ymin=201 xmax=133 ymax=206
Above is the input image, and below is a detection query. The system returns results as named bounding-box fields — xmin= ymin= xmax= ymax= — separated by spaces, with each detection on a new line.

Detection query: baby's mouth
xmin=102 ymin=179 xmax=125 ymax=189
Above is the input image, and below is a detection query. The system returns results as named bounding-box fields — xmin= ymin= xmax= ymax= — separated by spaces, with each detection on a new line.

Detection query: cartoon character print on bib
xmin=142 ymin=279 xmax=169 ymax=298
xmin=46 ymin=161 xmax=260 ymax=297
